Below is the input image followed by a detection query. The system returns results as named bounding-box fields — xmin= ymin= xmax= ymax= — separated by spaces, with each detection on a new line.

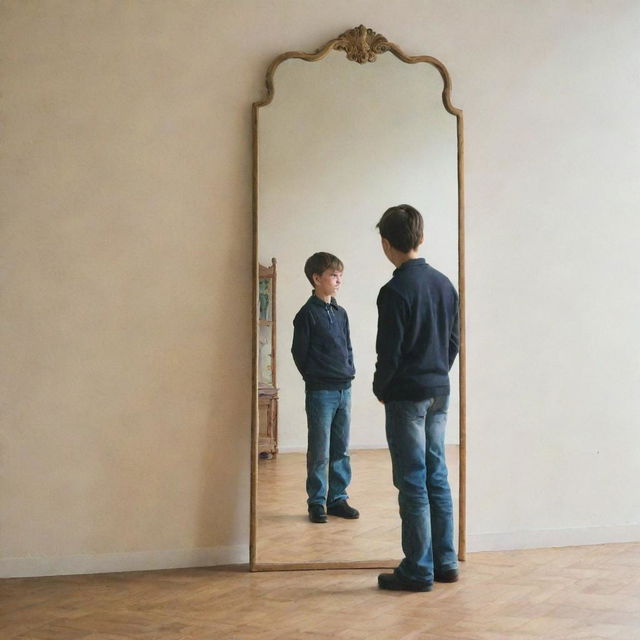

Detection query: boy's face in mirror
xmin=313 ymin=268 xmax=343 ymax=299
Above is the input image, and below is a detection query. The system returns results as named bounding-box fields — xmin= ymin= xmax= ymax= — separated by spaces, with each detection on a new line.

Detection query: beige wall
xmin=1 ymin=0 xmax=639 ymax=576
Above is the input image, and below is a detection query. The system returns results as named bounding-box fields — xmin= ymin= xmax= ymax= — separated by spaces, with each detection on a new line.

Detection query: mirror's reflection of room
xmin=256 ymin=50 xmax=460 ymax=566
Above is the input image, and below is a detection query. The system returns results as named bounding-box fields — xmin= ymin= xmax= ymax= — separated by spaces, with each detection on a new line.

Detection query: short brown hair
xmin=304 ymin=252 xmax=344 ymax=287
xmin=376 ymin=204 xmax=424 ymax=253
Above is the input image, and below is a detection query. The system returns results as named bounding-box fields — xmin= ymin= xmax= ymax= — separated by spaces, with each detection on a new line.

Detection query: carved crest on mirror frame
xmin=334 ymin=25 xmax=391 ymax=64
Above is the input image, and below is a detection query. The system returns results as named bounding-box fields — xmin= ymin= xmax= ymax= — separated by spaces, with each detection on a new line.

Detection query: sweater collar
xmin=393 ymin=257 xmax=426 ymax=275
xmin=308 ymin=293 xmax=338 ymax=309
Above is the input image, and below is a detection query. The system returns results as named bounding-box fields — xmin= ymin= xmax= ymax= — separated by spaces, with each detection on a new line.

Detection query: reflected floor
xmin=256 ymin=447 xmax=459 ymax=565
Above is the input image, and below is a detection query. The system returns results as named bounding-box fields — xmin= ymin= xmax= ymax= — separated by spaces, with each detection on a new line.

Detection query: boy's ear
xmin=312 ymin=273 xmax=321 ymax=286
xmin=418 ymin=234 xmax=424 ymax=246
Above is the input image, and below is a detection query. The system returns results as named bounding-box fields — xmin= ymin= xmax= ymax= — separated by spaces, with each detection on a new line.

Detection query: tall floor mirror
xmin=251 ymin=26 xmax=465 ymax=571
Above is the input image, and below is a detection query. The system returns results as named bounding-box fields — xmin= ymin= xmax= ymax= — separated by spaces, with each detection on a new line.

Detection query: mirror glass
xmin=255 ymin=47 xmax=460 ymax=566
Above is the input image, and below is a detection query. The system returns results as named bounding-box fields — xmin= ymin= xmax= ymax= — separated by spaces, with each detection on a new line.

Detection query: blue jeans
xmin=305 ymin=388 xmax=352 ymax=507
xmin=385 ymin=396 xmax=457 ymax=584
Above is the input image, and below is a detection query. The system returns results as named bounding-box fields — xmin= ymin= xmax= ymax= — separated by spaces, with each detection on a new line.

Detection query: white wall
xmin=461 ymin=1 xmax=640 ymax=550
xmin=1 ymin=0 xmax=639 ymax=577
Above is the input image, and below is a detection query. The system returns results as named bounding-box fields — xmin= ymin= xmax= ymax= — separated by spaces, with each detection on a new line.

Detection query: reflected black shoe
xmin=378 ymin=573 xmax=433 ymax=592
xmin=434 ymin=568 xmax=459 ymax=583
xmin=308 ymin=504 xmax=327 ymax=523
xmin=326 ymin=500 xmax=359 ymax=519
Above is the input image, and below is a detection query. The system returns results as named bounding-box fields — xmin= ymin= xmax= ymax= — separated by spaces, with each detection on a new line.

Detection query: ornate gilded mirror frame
xmin=250 ymin=25 xmax=466 ymax=572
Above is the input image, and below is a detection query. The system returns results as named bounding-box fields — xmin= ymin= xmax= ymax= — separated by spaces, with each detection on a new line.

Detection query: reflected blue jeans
xmin=305 ymin=388 xmax=352 ymax=507
xmin=385 ymin=396 xmax=457 ymax=584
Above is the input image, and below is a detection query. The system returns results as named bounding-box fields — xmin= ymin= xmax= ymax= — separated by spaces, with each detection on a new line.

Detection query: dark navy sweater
xmin=291 ymin=294 xmax=355 ymax=391
xmin=373 ymin=258 xmax=459 ymax=402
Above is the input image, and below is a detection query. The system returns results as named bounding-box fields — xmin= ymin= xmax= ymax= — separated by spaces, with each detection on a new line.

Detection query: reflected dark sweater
xmin=291 ymin=294 xmax=355 ymax=391
xmin=373 ymin=258 xmax=459 ymax=402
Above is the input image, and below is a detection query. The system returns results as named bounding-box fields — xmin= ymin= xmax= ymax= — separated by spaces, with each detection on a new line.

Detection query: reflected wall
xmin=258 ymin=52 xmax=459 ymax=453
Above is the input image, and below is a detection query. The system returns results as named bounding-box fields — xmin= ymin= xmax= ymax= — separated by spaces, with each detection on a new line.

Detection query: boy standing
xmin=291 ymin=252 xmax=359 ymax=524
xmin=373 ymin=204 xmax=460 ymax=591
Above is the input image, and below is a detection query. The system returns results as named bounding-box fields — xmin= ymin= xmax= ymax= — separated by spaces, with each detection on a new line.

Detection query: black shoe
xmin=434 ymin=568 xmax=459 ymax=583
xmin=308 ymin=504 xmax=327 ymax=523
xmin=326 ymin=500 xmax=359 ymax=519
xmin=378 ymin=573 xmax=433 ymax=592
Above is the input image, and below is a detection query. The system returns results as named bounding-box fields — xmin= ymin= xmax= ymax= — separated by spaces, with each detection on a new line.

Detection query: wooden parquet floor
xmin=256 ymin=448 xmax=459 ymax=565
xmin=2 ymin=543 xmax=640 ymax=639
